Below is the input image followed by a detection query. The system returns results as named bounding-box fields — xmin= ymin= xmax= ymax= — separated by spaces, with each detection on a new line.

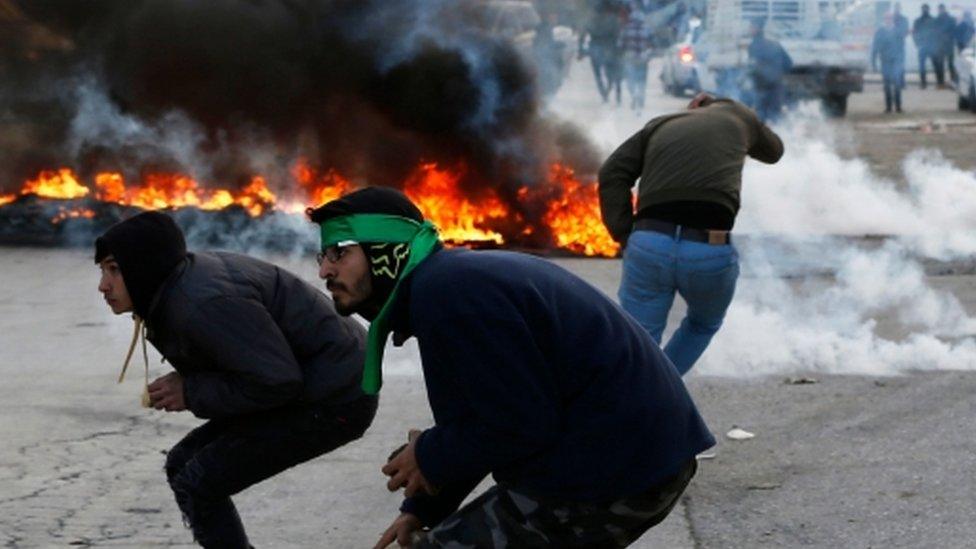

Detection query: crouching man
xmin=95 ymin=211 xmax=375 ymax=548
xmin=308 ymin=187 xmax=715 ymax=548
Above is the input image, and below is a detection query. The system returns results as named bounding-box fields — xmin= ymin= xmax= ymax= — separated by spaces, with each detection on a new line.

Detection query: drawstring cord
xmin=119 ymin=315 xmax=151 ymax=408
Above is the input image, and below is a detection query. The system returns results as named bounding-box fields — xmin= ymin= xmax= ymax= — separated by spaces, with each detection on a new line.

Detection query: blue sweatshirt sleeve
xmin=399 ymin=473 xmax=486 ymax=527
xmin=412 ymin=313 xmax=561 ymax=489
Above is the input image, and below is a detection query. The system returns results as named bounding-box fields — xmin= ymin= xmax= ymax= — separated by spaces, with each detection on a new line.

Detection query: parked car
xmin=660 ymin=18 xmax=704 ymax=97
xmin=956 ymin=38 xmax=976 ymax=113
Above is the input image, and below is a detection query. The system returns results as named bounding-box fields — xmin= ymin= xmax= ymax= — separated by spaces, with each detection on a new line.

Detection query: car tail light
xmin=679 ymin=46 xmax=695 ymax=64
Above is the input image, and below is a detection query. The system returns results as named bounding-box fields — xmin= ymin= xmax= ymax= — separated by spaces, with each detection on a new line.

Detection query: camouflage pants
xmin=416 ymin=459 xmax=697 ymax=548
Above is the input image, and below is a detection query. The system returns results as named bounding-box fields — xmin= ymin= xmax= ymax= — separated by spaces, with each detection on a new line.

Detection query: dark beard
xmin=334 ymin=300 xmax=357 ymax=317
xmin=331 ymin=274 xmax=381 ymax=319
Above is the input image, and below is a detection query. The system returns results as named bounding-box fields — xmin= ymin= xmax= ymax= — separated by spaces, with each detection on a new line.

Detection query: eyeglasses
xmin=316 ymin=244 xmax=354 ymax=265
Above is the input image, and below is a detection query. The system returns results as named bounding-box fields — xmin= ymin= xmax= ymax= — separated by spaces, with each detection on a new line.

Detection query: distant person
xmin=873 ymin=13 xmax=906 ymax=113
xmin=95 ymin=211 xmax=374 ymax=548
xmin=913 ymin=4 xmax=942 ymax=88
xmin=894 ymin=3 xmax=911 ymax=88
xmin=306 ymin=187 xmax=716 ymax=548
xmin=747 ymin=18 xmax=793 ymax=122
xmin=817 ymin=3 xmax=842 ymax=40
xmin=669 ymin=1 xmax=690 ymax=40
xmin=619 ymin=0 xmax=654 ymax=112
xmin=533 ymin=8 xmax=566 ymax=98
xmin=935 ymin=4 xmax=958 ymax=85
xmin=956 ymin=10 xmax=975 ymax=52
xmin=579 ymin=0 xmax=623 ymax=104
xmin=598 ymin=93 xmax=784 ymax=375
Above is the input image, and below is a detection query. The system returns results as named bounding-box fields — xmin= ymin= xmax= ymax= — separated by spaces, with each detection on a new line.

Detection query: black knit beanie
xmin=94 ymin=211 xmax=187 ymax=319
xmin=308 ymin=187 xmax=428 ymax=313
xmin=307 ymin=186 xmax=424 ymax=225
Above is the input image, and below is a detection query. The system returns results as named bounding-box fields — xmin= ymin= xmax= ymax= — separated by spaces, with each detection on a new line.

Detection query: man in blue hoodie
xmin=308 ymin=187 xmax=715 ymax=548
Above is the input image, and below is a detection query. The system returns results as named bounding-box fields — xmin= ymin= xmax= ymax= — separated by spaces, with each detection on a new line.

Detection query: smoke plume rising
xmin=2 ymin=0 xmax=600 ymax=201
xmin=708 ymin=106 xmax=976 ymax=376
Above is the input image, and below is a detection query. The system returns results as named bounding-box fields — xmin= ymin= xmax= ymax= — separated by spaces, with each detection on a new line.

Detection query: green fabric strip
xmin=319 ymin=213 xmax=440 ymax=394
xmin=320 ymin=214 xmax=426 ymax=248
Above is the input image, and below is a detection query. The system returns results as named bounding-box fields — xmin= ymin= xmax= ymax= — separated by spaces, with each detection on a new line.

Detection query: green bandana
xmin=320 ymin=214 xmax=440 ymax=394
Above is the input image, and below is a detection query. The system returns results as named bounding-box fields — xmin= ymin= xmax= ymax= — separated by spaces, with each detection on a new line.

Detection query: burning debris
xmin=0 ymin=0 xmax=614 ymax=256
xmin=0 ymin=163 xmax=619 ymax=256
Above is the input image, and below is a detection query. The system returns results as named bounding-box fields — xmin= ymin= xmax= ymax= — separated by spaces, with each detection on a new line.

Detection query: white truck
xmin=694 ymin=0 xmax=867 ymax=116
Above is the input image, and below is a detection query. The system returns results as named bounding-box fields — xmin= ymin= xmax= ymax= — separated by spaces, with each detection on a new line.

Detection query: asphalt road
xmin=3 ymin=57 xmax=976 ymax=548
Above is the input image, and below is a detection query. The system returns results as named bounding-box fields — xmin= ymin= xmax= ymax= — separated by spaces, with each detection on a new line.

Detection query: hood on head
xmin=94 ymin=211 xmax=187 ymax=319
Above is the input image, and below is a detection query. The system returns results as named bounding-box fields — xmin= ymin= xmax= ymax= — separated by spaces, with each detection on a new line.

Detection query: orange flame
xmin=93 ymin=172 xmax=277 ymax=216
xmin=404 ymin=163 xmax=508 ymax=245
xmin=292 ymin=160 xmax=353 ymax=213
xmin=51 ymin=207 xmax=96 ymax=224
xmin=540 ymin=165 xmax=619 ymax=257
xmin=23 ymin=168 xmax=90 ymax=199
xmin=5 ymin=161 xmax=620 ymax=256
xmin=94 ymin=172 xmax=125 ymax=202
xmin=236 ymin=176 xmax=278 ymax=216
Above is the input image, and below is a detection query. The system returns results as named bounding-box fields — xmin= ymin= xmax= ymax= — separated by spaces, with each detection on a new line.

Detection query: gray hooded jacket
xmin=146 ymin=251 xmax=367 ymax=419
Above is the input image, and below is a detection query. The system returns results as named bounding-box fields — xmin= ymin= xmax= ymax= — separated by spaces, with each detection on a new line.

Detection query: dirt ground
xmin=844 ymin=77 xmax=976 ymax=185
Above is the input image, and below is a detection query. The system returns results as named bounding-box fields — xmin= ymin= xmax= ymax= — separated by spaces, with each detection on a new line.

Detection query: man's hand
xmin=688 ymin=91 xmax=717 ymax=110
xmin=374 ymin=513 xmax=423 ymax=549
xmin=147 ymin=372 xmax=187 ymax=412
xmin=382 ymin=429 xmax=434 ymax=498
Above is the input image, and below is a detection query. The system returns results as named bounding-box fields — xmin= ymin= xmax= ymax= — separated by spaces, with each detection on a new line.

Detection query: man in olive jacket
xmin=599 ymin=93 xmax=783 ymax=376
xmin=94 ymin=211 xmax=374 ymax=548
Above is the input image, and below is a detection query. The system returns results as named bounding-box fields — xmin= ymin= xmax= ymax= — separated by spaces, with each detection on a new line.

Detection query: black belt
xmin=634 ymin=218 xmax=731 ymax=245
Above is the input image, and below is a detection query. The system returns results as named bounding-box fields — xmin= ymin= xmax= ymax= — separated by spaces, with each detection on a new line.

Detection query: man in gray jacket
xmin=94 ymin=211 xmax=374 ymax=548
xmin=599 ymin=93 xmax=783 ymax=376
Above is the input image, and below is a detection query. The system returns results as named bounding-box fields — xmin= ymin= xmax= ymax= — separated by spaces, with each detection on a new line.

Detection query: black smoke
xmin=3 ymin=0 xmax=601 ymax=218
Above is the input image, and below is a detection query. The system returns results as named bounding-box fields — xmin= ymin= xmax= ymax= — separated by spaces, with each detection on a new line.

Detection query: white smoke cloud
xmin=739 ymin=103 xmax=976 ymax=258
xmin=699 ymin=105 xmax=976 ymax=376
xmin=68 ymin=79 xmax=208 ymax=171
xmin=67 ymin=79 xmax=290 ymax=189
xmin=550 ymin=61 xmax=976 ymax=376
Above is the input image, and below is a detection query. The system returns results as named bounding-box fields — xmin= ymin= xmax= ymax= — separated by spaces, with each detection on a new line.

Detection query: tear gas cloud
xmin=738 ymin=105 xmax=976 ymax=259
xmin=711 ymin=106 xmax=976 ymax=376
xmin=553 ymin=94 xmax=976 ymax=377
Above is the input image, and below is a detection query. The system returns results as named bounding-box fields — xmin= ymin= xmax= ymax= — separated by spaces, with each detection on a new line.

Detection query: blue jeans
xmin=619 ymin=229 xmax=739 ymax=375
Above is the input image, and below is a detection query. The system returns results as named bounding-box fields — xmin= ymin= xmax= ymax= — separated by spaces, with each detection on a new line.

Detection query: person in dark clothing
xmin=894 ymin=3 xmax=911 ymax=88
xmin=95 ymin=211 xmax=375 ymax=549
xmin=747 ymin=18 xmax=793 ymax=122
xmin=935 ymin=4 xmax=958 ymax=84
xmin=958 ymin=10 xmax=975 ymax=52
xmin=307 ymin=187 xmax=715 ymax=548
xmin=533 ymin=8 xmax=566 ymax=99
xmin=619 ymin=0 xmax=654 ymax=112
xmin=579 ymin=0 xmax=623 ymax=104
xmin=873 ymin=13 xmax=906 ymax=112
xmin=598 ymin=93 xmax=784 ymax=375
xmin=914 ymin=4 xmax=942 ymax=88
